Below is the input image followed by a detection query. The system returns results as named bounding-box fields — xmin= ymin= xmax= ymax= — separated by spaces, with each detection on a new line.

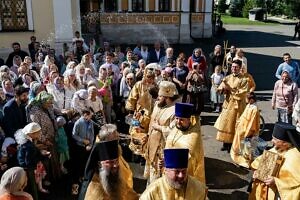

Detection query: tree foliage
xmin=229 ymin=0 xmax=245 ymax=17
xmin=242 ymin=0 xmax=255 ymax=18
xmin=217 ymin=0 xmax=227 ymax=14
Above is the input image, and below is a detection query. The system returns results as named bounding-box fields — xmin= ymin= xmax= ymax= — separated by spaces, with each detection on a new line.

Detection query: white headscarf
xmin=0 ymin=167 xmax=33 ymax=199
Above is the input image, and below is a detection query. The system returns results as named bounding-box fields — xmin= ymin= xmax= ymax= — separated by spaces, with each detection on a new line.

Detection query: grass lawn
xmin=222 ymin=15 xmax=278 ymax=25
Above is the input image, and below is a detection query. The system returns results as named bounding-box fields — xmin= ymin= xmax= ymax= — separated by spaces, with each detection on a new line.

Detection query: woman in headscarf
xmin=87 ymin=86 xmax=105 ymax=129
xmin=14 ymin=123 xmax=50 ymax=200
xmin=80 ymin=54 xmax=96 ymax=77
xmin=28 ymin=81 xmax=44 ymax=102
xmin=0 ymin=167 xmax=33 ymax=200
xmin=27 ymin=91 xmax=62 ymax=182
xmin=21 ymin=74 xmax=32 ymax=89
xmin=45 ymin=71 xmax=59 ymax=93
xmin=62 ymin=61 xmax=77 ymax=77
xmin=71 ymin=89 xmax=89 ymax=115
xmin=187 ymin=48 xmax=207 ymax=72
xmin=2 ymin=79 xmax=15 ymax=101
xmin=64 ymin=69 xmax=81 ymax=93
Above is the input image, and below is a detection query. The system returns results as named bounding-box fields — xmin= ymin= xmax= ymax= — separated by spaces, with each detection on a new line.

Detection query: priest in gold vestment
xmin=165 ymin=103 xmax=205 ymax=184
xmin=249 ymin=122 xmax=300 ymax=200
xmin=79 ymin=124 xmax=138 ymax=200
xmin=230 ymin=92 xmax=260 ymax=168
xmin=126 ymin=66 xmax=157 ymax=132
xmin=140 ymin=148 xmax=207 ymax=200
xmin=214 ymin=59 xmax=248 ymax=152
xmin=143 ymin=81 xmax=178 ymax=183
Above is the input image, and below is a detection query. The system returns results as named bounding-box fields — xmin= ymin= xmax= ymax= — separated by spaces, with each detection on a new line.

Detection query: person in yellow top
xmin=230 ymin=92 xmax=260 ymax=168
xmin=143 ymin=81 xmax=179 ymax=184
xmin=165 ymin=103 xmax=205 ymax=184
xmin=240 ymin=65 xmax=256 ymax=93
xmin=140 ymin=148 xmax=207 ymax=200
xmin=79 ymin=124 xmax=138 ymax=200
xmin=214 ymin=59 xmax=248 ymax=152
xmin=249 ymin=122 xmax=300 ymax=200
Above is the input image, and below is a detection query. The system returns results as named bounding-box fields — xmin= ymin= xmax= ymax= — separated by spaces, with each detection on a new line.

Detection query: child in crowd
xmin=210 ymin=65 xmax=224 ymax=112
xmin=55 ymin=116 xmax=70 ymax=174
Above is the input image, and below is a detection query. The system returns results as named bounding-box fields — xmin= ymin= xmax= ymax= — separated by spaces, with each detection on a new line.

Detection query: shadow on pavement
xmin=201 ymin=115 xmax=219 ymax=126
xmin=208 ymin=190 xmax=249 ymax=200
xmin=256 ymin=92 xmax=273 ymax=101
xmin=133 ymin=177 xmax=147 ymax=194
xmin=205 ymin=157 xmax=249 ymax=190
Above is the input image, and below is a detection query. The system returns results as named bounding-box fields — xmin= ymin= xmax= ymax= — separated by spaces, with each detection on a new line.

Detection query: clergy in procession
xmin=214 ymin=59 xmax=248 ymax=152
xmin=125 ymin=65 xmax=157 ymax=132
xmin=140 ymin=148 xmax=207 ymax=200
xmin=79 ymin=125 xmax=138 ymax=200
xmin=249 ymin=122 xmax=300 ymax=200
xmin=165 ymin=103 xmax=205 ymax=184
xmin=230 ymin=92 xmax=260 ymax=168
xmin=143 ymin=81 xmax=179 ymax=184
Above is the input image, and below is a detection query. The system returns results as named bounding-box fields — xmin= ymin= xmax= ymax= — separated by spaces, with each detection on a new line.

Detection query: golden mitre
xmin=158 ymin=81 xmax=178 ymax=97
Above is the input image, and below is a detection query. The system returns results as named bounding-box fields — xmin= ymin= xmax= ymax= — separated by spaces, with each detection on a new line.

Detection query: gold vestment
xmin=165 ymin=118 xmax=205 ymax=184
xmin=214 ymin=73 xmax=248 ymax=143
xmin=84 ymin=172 xmax=139 ymax=200
xmin=249 ymin=147 xmax=300 ymax=200
xmin=230 ymin=103 xmax=260 ymax=168
xmin=140 ymin=175 xmax=206 ymax=200
xmin=144 ymin=102 xmax=176 ymax=182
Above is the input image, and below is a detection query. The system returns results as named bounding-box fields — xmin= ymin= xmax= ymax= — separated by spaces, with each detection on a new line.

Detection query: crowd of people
xmin=0 ymin=31 xmax=299 ymax=200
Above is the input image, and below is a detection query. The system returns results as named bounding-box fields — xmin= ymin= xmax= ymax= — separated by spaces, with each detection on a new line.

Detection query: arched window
xmin=0 ymin=0 xmax=32 ymax=31
xmin=159 ymin=0 xmax=170 ymax=12
xmin=132 ymin=0 xmax=144 ymax=12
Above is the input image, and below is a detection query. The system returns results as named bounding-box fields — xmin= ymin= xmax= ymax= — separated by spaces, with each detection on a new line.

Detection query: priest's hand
xmin=152 ymin=122 xmax=162 ymax=132
xmin=252 ymin=170 xmax=258 ymax=179
xmin=264 ymin=176 xmax=275 ymax=186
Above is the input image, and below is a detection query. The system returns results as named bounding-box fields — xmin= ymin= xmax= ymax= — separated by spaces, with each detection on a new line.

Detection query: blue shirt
xmin=275 ymin=61 xmax=300 ymax=83
xmin=72 ymin=117 xmax=94 ymax=147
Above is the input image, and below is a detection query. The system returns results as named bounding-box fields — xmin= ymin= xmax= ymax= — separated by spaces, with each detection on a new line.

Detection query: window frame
xmin=0 ymin=0 xmax=33 ymax=32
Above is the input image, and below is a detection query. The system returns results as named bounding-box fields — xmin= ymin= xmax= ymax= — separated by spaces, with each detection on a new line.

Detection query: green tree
xmin=217 ymin=0 xmax=227 ymax=14
xmin=229 ymin=0 xmax=245 ymax=17
xmin=242 ymin=0 xmax=255 ymax=18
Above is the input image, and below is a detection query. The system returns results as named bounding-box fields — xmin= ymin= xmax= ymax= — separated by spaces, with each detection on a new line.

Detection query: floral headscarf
xmin=29 ymin=91 xmax=53 ymax=107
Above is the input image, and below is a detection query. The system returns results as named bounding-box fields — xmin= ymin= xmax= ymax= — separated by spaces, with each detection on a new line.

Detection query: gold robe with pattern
xmin=230 ymin=103 xmax=260 ymax=168
xmin=214 ymin=73 xmax=248 ymax=143
xmin=84 ymin=172 xmax=139 ymax=200
xmin=249 ymin=147 xmax=300 ymax=200
xmin=140 ymin=175 xmax=207 ymax=200
xmin=165 ymin=117 xmax=205 ymax=184
xmin=126 ymin=81 xmax=155 ymax=131
xmin=144 ymin=102 xmax=176 ymax=182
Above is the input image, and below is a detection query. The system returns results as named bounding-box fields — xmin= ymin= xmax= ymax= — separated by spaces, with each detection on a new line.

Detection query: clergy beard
xmin=165 ymin=176 xmax=187 ymax=190
xmin=176 ymin=124 xmax=190 ymax=132
xmin=99 ymin=167 xmax=120 ymax=199
xmin=158 ymin=98 xmax=167 ymax=108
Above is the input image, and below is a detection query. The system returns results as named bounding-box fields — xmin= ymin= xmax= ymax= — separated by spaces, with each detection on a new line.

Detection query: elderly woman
xmin=48 ymin=76 xmax=68 ymax=110
xmin=172 ymin=58 xmax=189 ymax=101
xmin=27 ymin=91 xmax=61 ymax=181
xmin=87 ymin=86 xmax=105 ymax=127
xmin=0 ymin=167 xmax=33 ymax=200
xmin=28 ymin=82 xmax=44 ymax=102
xmin=71 ymin=89 xmax=89 ymax=115
xmin=186 ymin=62 xmax=207 ymax=115
xmin=187 ymin=48 xmax=207 ymax=72
xmin=80 ymin=54 xmax=96 ymax=77
xmin=272 ymin=71 xmax=298 ymax=124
